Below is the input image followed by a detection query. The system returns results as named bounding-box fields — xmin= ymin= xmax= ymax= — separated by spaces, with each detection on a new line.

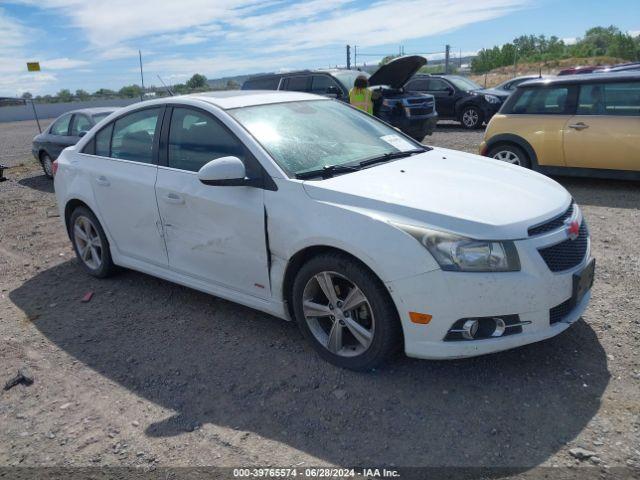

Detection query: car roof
xmin=64 ymin=107 xmax=119 ymax=116
xmin=520 ymin=71 xmax=640 ymax=87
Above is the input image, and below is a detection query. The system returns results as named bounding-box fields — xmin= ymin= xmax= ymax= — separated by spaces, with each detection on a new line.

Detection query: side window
xmin=95 ymin=124 xmax=113 ymax=157
xmin=50 ymin=114 xmax=71 ymax=135
xmin=244 ymin=77 xmax=280 ymax=90
xmin=282 ymin=76 xmax=310 ymax=92
xmin=111 ymin=108 xmax=161 ymax=164
xmin=168 ymin=107 xmax=245 ymax=172
xmin=427 ymin=79 xmax=451 ymax=91
xmin=70 ymin=115 xmax=92 ymax=136
xmin=510 ymin=87 xmax=570 ymax=114
xmin=578 ymin=82 xmax=640 ymax=116
xmin=406 ymin=79 xmax=429 ymax=91
xmin=310 ymin=75 xmax=340 ymax=94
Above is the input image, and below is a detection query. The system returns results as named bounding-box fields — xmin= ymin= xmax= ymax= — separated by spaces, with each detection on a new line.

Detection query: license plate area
xmin=571 ymin=258 xmax=595 ymax=307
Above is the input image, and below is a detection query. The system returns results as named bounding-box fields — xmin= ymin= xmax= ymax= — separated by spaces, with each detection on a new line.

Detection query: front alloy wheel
xmin=292 ymin=253 xmax=401 ymax=371
xmin=302 ymin=271 xmax=374 ymax=357
xmin=461 ymin=106 xmax=483 ymax=129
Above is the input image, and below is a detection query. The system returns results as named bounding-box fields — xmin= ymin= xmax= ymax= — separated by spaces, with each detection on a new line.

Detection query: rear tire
xmin=292 ymin=252 xmax=402 ymax=371
xmin=488 ymin=144 xmax=531 ymax=168
xmin=40 ymin=152 xmax=54 ymax=179
xmin=460 ymin=106 xmax=484 ymax=129
xmin=69 ymin=207 xmax=115 ymax=278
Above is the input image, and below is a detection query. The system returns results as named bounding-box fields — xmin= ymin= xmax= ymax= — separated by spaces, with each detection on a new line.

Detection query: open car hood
xmin=368 ymin=55 xmax=427 ymax=89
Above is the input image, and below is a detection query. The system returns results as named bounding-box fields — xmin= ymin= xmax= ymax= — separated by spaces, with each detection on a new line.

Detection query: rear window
xmin=577 ymin=82 xmax=640 ymax=116
xmin=243 ymin=76 xmax=280 ymax=90
xmin=503 ymin=86 xmax=572 ymax=115
xmin=282 ymin=76 xmax=310 ymax=92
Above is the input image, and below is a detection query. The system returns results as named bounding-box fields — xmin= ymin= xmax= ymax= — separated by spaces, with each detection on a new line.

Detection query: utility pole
xmin=354 ymin=45 xmax=358 ymax=69
xmin=138 ymin=50 xmax=145 ymax=101
xmin=445 ymin=44 xmax=451 ymax=74
xmin=346 ymin=45 xmax=351 ymax=69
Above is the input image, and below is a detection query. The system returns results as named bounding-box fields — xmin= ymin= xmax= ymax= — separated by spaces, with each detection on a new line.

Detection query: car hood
xmin=302 ymin=148 xmax=571 ymax=240
xmin=472 ymin=88 xmax=510 ymax=100
xmin=368 ymin=55 xmax=427 ymax=89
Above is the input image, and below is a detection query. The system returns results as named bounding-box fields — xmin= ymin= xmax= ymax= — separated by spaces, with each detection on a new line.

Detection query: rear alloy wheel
xmin=488 ymin=144 xmax=530 ymax=168
xmin=292 ymin=253 xmax=401 ymax=371
xmin=460 ymin=106 xmax=483 ymax=129
xmin=69 ymin=207 xmax=115 ymax=278
xmin=41 ymin=153 xmax=54 ymax=179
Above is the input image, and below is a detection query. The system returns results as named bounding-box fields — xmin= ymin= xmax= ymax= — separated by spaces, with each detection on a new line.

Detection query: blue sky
xmin=1 ymin=0 xmax=639 ymax=96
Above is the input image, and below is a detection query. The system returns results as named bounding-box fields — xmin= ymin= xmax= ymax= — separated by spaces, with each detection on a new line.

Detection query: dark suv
xmin=242 ymin=56 xmax=438 ymax=140
xmin=405 ymin=74 xmax=509 ymax=129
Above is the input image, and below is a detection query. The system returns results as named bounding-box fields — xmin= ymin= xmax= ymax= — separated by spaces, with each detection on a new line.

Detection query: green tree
xmin=94 ymin=88 xmax=117 ymax=98
xmin=186 ymin=73 xmax=207 ymax=90
xmin=225 ymin=80 xmax=240 ymax=90
xmin=379 ymin=55 xmax=400 ymax=66
xmin=608 ymin=33 xmax=638 ymax=60
xmin=21 ymin=92 xmax=33 ymax=100
xmin=118 ymin=84 xmax=142 ymax=98
xmin=57 ymin=89 xmax=73 ymax=102
xmin=75 ymin=89 xmax=91 ymax=100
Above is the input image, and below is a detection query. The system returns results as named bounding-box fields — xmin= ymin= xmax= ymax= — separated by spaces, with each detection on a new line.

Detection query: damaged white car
xmin=53 ymin=91 xmax=594 ymax=370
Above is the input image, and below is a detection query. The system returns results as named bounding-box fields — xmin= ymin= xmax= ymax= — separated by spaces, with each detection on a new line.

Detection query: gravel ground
xmin=0 ymin=119 xmax=639 ymax=478
xmin=0 ymin=119 xmax=53 ymax=168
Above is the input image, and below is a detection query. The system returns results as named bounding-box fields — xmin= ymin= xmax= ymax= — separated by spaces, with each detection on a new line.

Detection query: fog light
xmin=491 ymin=317 xmax=506 ymax=337
xmin=462 ymin=319 xmax=479 ymax=340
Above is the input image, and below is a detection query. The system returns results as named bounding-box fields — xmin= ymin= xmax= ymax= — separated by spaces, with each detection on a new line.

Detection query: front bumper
xmin=387 ymin=227 xmax=592 ymax=360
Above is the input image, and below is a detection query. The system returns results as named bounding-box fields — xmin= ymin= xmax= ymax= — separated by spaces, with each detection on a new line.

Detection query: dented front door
xmin=155 ymin=167 xmax=271 ymax=299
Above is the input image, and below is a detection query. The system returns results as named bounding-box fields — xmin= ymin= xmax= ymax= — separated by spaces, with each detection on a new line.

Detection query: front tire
xmin=488 ymin=144 xmax=531 ymax=168
xmin=460 ymin=106 xmax=483 ymax=129
xmin=292 ymin=253 xmax=402 ymax=371
xmin=40 ymin=152 xmax=54 ymax=179
xmin=69 ymin=207 xmax=115 ymax=278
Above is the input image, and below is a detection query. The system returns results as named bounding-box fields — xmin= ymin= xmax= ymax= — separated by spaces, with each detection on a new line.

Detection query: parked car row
xmin=32 ymin=107 xmax=118 ymax=178
xmin=481 ymin=72 xmax=640 ymax=180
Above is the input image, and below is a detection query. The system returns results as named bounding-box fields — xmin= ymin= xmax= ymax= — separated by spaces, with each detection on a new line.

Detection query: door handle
xmin=568 ymin=122 xmax=589 ymax=130
xmin=163 ymin=192 xmax=185 ymax=205
xmin=95 ymin=176 xmax=110 ymax=186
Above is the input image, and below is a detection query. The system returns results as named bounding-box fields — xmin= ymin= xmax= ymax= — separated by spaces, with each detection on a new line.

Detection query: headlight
xmin=484 ymin=94 xmax=501 ymax=104
xmin=392 ymin=223 xmax=520 ymax=272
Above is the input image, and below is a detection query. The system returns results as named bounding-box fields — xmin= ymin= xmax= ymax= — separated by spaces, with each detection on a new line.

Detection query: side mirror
xmin=78 ymin=131 xmax=88 ymax=137
xmin=447 ymin=87 xmax=455 ymax=95
xmin=198 ymin=156 xmax=247 ymax=186
xmin=325 ymin=86 xmax=341 ymax=98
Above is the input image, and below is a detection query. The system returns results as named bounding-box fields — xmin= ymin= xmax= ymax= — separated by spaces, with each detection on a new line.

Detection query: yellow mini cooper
xmin=480 ymin=72 xmax=640 ymax=180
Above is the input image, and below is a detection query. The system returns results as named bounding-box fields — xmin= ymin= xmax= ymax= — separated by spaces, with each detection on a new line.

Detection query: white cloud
xmin=562 ymin=37 xmax=577 ymax=45
xmin=42 ymin=57 xmax=89 ymax=69
xmin=98 ymin=45 xmax=140 ymax=60
xmin=628 ymin=30 xmax=640 ymax=38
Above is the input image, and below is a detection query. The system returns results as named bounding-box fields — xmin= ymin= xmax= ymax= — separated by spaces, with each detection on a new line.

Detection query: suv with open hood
xmin=242 ymin=55 xmax=438 ymax=140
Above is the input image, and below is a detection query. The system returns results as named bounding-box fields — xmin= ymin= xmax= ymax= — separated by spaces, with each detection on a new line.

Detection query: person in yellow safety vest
xmin=349 ymin=75 xmax=373 ymax=115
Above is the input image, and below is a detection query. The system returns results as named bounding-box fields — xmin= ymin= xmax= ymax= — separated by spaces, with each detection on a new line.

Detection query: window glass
xmin=311 ymin=75 xmax=339 ymax=94
xmin=230 ymin=100 xmax=421 ymax=176
xmin=406 ymin=79 xmax=429 ymax=91
xmin=427 ymin=79 xmax=451 ymax=91
xmin=168 ymin=108 xmax=245 ymax=172
xmin=70 ymin=115 xmax=92 ymax=136
xmin=577 ymin=82 xmax=640 ymax=116
xmin=283 ymin=76 xmax=309 ymax=92
xmin=445 ymin=76 xmax=482 ymax=91
xmin=111 ymin=108 xmax=160 ymax=163
xmin=244 ymin=77 xmax=280 ymax=90
xmin=50 ymin=114 xmax=71 ymax=135
xmin=95 ymin=124 xmax=113 ymax=157
xmin=92 ymin=112 xmax=112 ymax=123
xmin=510 ymin=87 xmax=570 ymax=114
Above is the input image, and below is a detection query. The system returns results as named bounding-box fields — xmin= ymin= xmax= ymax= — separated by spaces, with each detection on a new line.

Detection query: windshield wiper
xmin=295 ymin=164 xmax=362 ymax=180
xmin=359 ymin=148 xmax=426 ymax=168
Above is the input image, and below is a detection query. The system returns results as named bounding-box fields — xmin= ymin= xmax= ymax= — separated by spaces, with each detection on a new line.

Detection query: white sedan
xmin=53 ymin=91 xmax=594 ymax=370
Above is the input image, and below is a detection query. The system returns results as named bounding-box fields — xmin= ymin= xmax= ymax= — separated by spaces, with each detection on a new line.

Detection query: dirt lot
xmin=0 ymin=119 xmax=639 ymax=478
